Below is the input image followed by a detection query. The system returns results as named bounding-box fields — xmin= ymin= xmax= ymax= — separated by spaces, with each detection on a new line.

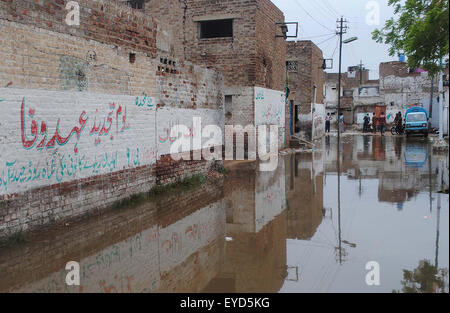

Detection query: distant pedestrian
xmin=371 ymin=112 xmax=377 ymax=133
xmin=363 ymin=114 xmax=370 ymax=133
xmin=325 ymin=113 xmax=331 ymax=134
xmin=396 ymin=111 xmax=403 ymax=132
xmin=339 ymin=113 xmax=345 ymax=133
xmin=379 ymin=112 xmax=387 ymax=136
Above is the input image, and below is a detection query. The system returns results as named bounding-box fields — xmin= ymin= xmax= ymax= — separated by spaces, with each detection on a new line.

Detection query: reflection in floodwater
xmin=0 ymin=135 xmax=448 ymax=293
xmin=395 ymin=260 xmax=449 ymax=293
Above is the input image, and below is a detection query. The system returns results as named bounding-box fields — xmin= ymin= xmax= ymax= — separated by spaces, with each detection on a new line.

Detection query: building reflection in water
xmin=0 ymin=177 xmax=227 ymax=293
xmin=0 ymin=136 xmax=447 ymax=293
xmin=0 ymin=158 xmax=291 ymax=294
xmin=203 ymin=159 xmax=288 ymax=293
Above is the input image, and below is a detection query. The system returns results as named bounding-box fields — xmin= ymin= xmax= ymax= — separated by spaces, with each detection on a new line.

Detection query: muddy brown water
xmin=0 ymin=135 xmax=448 ymax=293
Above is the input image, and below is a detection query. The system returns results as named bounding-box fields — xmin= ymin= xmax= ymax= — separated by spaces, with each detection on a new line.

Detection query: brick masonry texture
xmin=146 ymin=0 xmax=289 ymax=146
xmin=0 ymin=0 xmax=158 ymax=58
xmin=287 ymin=41 xmax=325 ymax=115
xmin=146 ymin=0 xmax=287 ymax=91
xmin=0 ymin=2 xmax=225 ymax=238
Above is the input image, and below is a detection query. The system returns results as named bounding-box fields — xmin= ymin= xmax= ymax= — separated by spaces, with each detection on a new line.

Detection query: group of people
xmin=325 ymin=113 xmax=345 ymax=134
xmin=325 ymin=111 xmax=403 ymax=136
xmin=362 ymin=111 xmax=403 ymax=135
xmin=363 ymin=112 xmax=387 ymax=135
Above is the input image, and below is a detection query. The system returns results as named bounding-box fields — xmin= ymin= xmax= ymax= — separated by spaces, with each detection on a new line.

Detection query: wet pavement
xmin=0 ymin=134 xmax=448 ymax=293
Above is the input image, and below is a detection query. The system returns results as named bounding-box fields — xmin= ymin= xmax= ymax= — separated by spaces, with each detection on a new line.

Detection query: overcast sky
xmin=272 ymin=0 xmax=399 ymax=79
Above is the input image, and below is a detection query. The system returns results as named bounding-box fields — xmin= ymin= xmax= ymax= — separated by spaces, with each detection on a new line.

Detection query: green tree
xmin=394 ymin=260 xmax=449 ymax=293
xmin=372 ymin=0 xmax=449 ymax=75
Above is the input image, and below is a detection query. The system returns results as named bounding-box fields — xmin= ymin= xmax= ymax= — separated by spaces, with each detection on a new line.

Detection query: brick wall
xmin=287 ymin=41 xmax=325 ymax=138
xmin=379 ymin=61 xmax=438 ymax=125
xmin=0 ymin=3 xmax=225 ymax=238
xmin=146 ymin=0 xmax=286 ymax=91
xmin=287 ymin=41 xmax=325 ymax=114
xmin=0 ymin=0 xmax=158 ymax=58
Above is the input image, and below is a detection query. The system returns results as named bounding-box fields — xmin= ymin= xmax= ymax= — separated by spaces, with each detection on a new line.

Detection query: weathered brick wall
xmin=0 ymin=4 xmax=224 ymax=237
xmin=0 ymin=0 xmax=158 ymax=58
xmin=255 ymin=0 xmax=286 ymax=91
xmin=287 ymin=41 xmax=325 ymax=114
xmin=379 ymin=61 xmax=438 ymax=125
xmin=146 ymin=0 xmax=286 ymax=90
xmin=0 ymin=175 xmax=225 ymax=293
xmin=287 ymin=41 xmax=325 ymax=138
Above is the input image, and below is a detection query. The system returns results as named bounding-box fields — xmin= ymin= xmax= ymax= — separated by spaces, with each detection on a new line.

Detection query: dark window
xmin=200 ymin=19 xmax=233 ymax=39
xmin=127 ymin=0 xmax=145 ymax=9
xmin=129 ymin=53 xmax=136 ymax=64
xmin=225 ymin=95 xmax=233 ymax=115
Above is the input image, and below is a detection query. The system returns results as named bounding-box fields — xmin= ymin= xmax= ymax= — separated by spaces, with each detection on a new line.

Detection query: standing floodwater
xmin=0 ymin=135 xmax=448 ymax=293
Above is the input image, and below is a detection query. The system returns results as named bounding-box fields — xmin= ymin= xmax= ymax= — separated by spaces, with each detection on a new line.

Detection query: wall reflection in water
xmin=0 ymin=178 xmax=227 ymax=293
xmin=0 ymin=136 xmax=448 ymax=293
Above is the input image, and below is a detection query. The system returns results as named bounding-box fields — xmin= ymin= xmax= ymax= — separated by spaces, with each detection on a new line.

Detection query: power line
xmin=292 ymin=0 xmax=335 ymax=32
xmin=307 ymin=0 xmax=338 ymax=21
xmin=323 ymin=0 xmax=340 ymax=17
xmin=298 ymin=33 xmax=336 ymax=40
xmin=312 ymin=0 xmax=339 ymax=20
xmin=330 ymin=37 xmax=340 ymax=59
xmin=316 ymin=34 xmax=337 ymax=46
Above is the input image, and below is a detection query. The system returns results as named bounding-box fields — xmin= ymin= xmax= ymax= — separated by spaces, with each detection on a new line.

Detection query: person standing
xmin=396 ymin=111 xmax=403 ymax=133
xmin=379 ymin=112 xmax=387 ymax=136
xmin=339 ymin=113 xmax=345 ymax=133
xmin=325 ymin=113 xmax=331 ymax=134
xmin=363 ymin=114 xmax=370 ymax=133
xmin=371 ymin=112 xmax=377 ymax=133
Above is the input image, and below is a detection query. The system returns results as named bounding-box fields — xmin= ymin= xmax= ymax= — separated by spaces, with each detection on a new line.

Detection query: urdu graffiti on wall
xmin=158 ymin=119 xmax=197 ymax=144
xmin=135 ymin=92 xmax=154 ymax=109
xmin=21 ymin=98 xmax=131 ymax=153
xmin=254 ymin=88 xmax=286 ymax=128
xmin=1 ymin=150 xmax=119 ymax=193
xmin=0 ymin=88 xmax=159 ymax=195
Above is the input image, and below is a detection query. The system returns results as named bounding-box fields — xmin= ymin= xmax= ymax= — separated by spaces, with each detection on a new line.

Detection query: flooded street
xmin=0 ymin=135 xmax=448 ymax=293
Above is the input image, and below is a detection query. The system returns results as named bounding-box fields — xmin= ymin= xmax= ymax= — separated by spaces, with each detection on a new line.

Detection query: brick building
xmin=146 ymin=0 xmax=289 ymax=148
xmin=286 ymin=41 xmax=326 ymax=140
xmin=324 ymin=61 xmax=443 ymax=128
xmin=0 ymin=0 xmax=225 ymax=237
xmin=379 ymin=61 xmax=439 ymax=127
xmin=324 ymin=65 xmax=372 ymax=125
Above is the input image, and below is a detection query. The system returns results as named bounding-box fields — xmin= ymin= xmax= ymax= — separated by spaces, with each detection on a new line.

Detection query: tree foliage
xmin=394 ymin=260 xmax=449 ymax=293
xmin=372 ymin=0 xmax=449 ymax=75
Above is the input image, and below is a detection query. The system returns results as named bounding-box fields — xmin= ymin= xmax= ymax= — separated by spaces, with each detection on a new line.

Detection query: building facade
xmin=146 ymin=0 xmax=289 ymax=148
xmin=0 ymin=0 xmax=225 ymax=237
xmin=287 ymin=41 xmax=325 ymax=140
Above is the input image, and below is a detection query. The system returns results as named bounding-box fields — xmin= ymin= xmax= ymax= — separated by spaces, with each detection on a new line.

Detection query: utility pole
xmin=359 ymin=60 xmax=364 ymax=85
xmin=336 ymin=17 xmax=348 ymax=142
xmin=336 ymin=16 xmax=347 ymax=265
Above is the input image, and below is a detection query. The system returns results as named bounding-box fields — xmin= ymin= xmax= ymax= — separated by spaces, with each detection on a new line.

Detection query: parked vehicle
xmin=391 ymin=124 xmax=405 ymax=135
xmin=404 ymin=141 xmax=428 ymax=169
xmin=404 ymin=107 xmax=429 ymax=137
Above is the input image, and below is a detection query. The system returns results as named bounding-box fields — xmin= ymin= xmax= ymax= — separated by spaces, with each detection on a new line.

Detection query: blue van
xmin=404 ymin=107 xmax=429 ymax=137
xmin=404 ymin=142 xmax=428 ymax=168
